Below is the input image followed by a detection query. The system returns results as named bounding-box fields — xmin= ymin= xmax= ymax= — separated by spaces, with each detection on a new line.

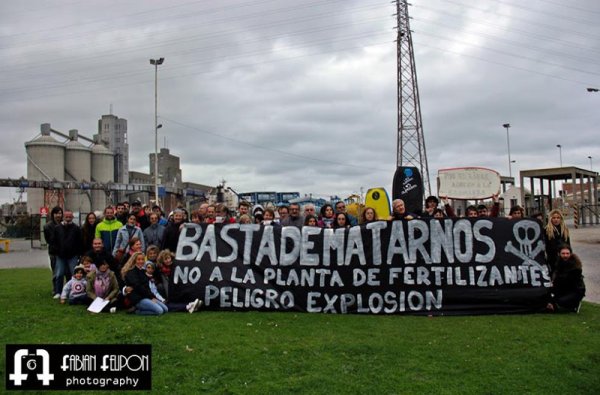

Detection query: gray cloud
xmin=1 ymin=0 xmax=599 ymax=205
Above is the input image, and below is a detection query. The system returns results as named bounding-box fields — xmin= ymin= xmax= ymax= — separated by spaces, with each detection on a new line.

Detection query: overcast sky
xmin=1 ymin=0 xmax=599 ymax=205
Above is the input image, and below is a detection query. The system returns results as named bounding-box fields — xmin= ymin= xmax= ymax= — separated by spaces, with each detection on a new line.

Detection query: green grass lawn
xmin=1 ymin=268 xmax=599 ymax=394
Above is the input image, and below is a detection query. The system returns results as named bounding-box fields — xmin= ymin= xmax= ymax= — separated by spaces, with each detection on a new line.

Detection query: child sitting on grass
xmin=60 ymin=266 xmax=91 ymax=305
xmin=144 ymin=261 xmax=166 ymax=305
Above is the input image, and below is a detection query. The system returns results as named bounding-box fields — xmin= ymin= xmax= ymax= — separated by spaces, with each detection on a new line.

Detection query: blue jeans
xmin=135 ymin=298 xmax=168 ymax=315
xmin=54 ymin=256 xmax=78 ymax=294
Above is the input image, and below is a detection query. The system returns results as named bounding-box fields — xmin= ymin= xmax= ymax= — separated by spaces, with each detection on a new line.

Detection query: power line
xmin=1 ymin=2 xmax=389 ymax=75
xmin=412 ymin=16 xmax=600 ymax=66
xmin=414 ymin=39 xmax=596 ymax=87
xmin=422 ymin=1 xmax=600 ymax=43
xmin=160 ymin=116 xmax=390 ymax=172
xmin=414 ymin=29 xmax=600 ymax=77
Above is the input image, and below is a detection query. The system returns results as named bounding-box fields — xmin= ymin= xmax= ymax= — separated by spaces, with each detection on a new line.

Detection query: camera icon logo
xmin=9 ymin=349 xmax=54 ymax=386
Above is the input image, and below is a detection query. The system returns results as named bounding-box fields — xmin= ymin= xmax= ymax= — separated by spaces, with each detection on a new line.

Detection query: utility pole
xmin=395 ymin=0 xmax=430 ymax=197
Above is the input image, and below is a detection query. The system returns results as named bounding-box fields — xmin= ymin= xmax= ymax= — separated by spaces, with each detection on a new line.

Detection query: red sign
xmin=40 ymin=207 xmax=49 ymax=217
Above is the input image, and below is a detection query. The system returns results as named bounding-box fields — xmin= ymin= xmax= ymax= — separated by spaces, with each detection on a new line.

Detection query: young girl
xmin=79 ymin=256 xmax=97 ymax=276
xmin=60 ymin=266 xmax=91 ymax=305
xmin=144 ymin=262 xmax=167 ymax=304
xmin=304 ymin=215 xmax=318 ymax=227
xmin=333 ymin=213 xmax=350 ymax=229
xmin=86 ymin=260 xmax=119 ymax=312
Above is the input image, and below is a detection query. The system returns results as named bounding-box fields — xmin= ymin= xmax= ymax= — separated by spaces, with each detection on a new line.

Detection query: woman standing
xmin=81 ymin=212 xmax=98 ymax=253
xmin=360 ymin=207 xmax=378 ymax=224
xmin=318 ymin=204 xmax=335 ymax=228
xmin=113 ymin=214 xmax=146 ymax=258
xmin=545 ymin=209 xmax=570 ymax=275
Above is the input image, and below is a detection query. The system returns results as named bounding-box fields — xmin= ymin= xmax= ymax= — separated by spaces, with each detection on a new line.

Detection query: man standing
xmin=43 ymin=206 xmax=63 ymax=298
xmin=277 ymin=206 xmax=289 ymax=223
xmin=53 ymin=210 xmax=83 ymax=296
xmin=334 ymin=201 xmax=358 ymax=226
xmin=95 ymin=206 xmax=123 ymax=254
xmin=281 ymin=203 xmax=304 ymax=228
xmin=237 ymin=201 xmax=251 ymax=222
xmin=115 ymin=202 xmax=129 ymax=225
xmin=144 ymin=212 xmax=166 ymax=248
xmin=303 ymin=204 xmax=317 ymax=218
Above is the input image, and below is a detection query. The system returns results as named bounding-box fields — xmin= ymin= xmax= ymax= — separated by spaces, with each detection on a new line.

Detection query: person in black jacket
xmin=53 ymin=210 xmax=83 ymax=296
xmin=161 ymin=209 xmax=186 ymax=252
xmin=121 ymin=252 xmax=168 ymax=315
xmin=551 ymin=244 xmax=586 ymax=313
xmin=43 ymin=206 xmax=63 ymax=298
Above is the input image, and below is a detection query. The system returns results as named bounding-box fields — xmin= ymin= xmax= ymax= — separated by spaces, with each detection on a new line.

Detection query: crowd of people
xmin=43 ymin=195 xmax=586 ymax=315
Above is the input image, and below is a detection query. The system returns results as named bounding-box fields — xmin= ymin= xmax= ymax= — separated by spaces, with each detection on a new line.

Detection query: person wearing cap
xmin=60 ymin=266 xmax=90 ymax=305
xmin=152 ymin=205 xmax=168 ymax=226
xmin=130 ymin=200 xmax=150 ymax=231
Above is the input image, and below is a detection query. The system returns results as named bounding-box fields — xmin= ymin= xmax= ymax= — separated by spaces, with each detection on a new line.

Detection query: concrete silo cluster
xmin=25 ymin=123 xmax=114 ymax=214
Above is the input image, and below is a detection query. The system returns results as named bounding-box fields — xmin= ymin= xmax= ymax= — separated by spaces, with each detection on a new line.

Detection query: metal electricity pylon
xmin=395 ymin=0 xmax=431 ymax=197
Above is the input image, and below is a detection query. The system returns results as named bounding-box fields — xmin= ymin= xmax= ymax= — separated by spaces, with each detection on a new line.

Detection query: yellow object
xmin=0 ymin=239 xmax=10 ymax=253
xmin=365 ymin=187 xmax=391 ymax=220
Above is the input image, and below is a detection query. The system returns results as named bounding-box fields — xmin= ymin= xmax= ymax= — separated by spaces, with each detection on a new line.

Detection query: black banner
xmin=392 ymin=166 xmax=424 ymax=214
xmin=170 ymin=219 xmax=551 ymax=315
xmin=5 ymin=344 xmax=151 ymax=391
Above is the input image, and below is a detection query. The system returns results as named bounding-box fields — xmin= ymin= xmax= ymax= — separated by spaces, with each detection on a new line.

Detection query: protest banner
xmin=169 ymin=219 xmax=550 ymax=315
xmin=438 ymin=167 xmax=501 ymax=200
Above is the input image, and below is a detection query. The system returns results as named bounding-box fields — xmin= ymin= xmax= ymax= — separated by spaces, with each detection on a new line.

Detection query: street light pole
xmin=502 ymin=123 xmax=512 ymax=178
xmin=589 ymin=156 xmax=593 ymax=171
xmin=556 ymin=144 xmax=562 ymax=167
xmin=150 ymin=57 xmax=164 ymax=207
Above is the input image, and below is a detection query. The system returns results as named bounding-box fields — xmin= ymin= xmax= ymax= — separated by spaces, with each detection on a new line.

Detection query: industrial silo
xmin=24 ymin=123 xmax=65 ymax=213
xmin=65 ymin=129 xmax=92 ymax=214
xmin=91 ymin=134 xmax=114 ymax=211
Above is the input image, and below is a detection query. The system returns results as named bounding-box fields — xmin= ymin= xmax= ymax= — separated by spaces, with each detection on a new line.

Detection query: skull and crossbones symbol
xmin=504 ymin=220 xmax=545 ymax=270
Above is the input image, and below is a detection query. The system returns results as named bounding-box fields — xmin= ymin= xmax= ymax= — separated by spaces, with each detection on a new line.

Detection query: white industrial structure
xmin=25 ymin=123 xmax=115 ymax=213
